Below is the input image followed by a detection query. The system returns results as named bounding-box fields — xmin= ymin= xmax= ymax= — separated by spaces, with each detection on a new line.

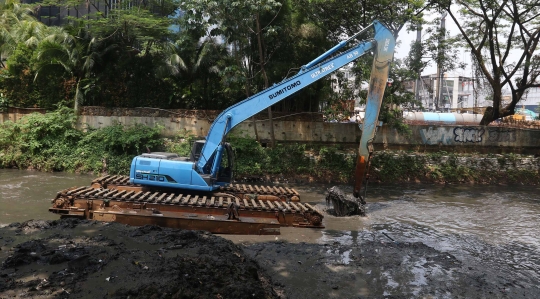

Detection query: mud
xmin=0 ymin=219 xmax=280 ymax=299
xmin=241 ymin=229 xmax=538 ymax=299
xmin=2 ymin=219 xmax=539 ymax=299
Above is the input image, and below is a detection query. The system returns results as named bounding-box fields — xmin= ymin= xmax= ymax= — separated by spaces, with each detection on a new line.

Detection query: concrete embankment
xmin=3 ymin=107 xmax=540 ymax=154
xmin=73 ymin=107 xmax=540 ymax=154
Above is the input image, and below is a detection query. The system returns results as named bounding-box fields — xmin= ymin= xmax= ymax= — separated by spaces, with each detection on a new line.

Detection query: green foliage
xmin=226 ymin=133 xmax=353 ymax=182
xmin=0 ymin=93 xmax=8 ymax=111
xmin=265 ymin=143 xmax=311 ymax=174
xmin=371 ymin=151 xmax=427 ymax=182
xmin=1 ymin=0 xmax=428 ymax=114
xmin=291 ymin=0 xmax=426 ymax=41
xmin=426 ymin=154 xmax=475 ymax=183
xmin=0 ymin=109 xmax=164 ymax=174
xmin=370 ymin=151 xmax=540 ymax=185
xmin=313 ymin=147 xmax=355 ymax=182
xmin=79 ymin=123 xmax=163 ymax=156
xmin=163 ymin=131 xmax=197 ymax=157
xmin=227 ymin=135 xmax=269 ymax=176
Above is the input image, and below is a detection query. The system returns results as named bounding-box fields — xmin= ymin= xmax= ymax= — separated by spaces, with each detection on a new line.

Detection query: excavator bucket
xmin=326 ymin=186 xmax=365 ymax=216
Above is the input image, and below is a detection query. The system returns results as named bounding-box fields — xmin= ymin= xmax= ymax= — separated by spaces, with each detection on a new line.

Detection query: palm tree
xmin=153 ymin=41 xmax=187 ymax=79
xmin=34 ymin=23 xmax=119 ymax=111
xmin=174 ymin=35 xmax=229 ymax=109
xmin=0 ymin=0 xmax=44 ymax=68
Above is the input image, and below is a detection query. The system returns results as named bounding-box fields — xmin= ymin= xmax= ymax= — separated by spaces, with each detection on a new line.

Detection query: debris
xmin=326 ymin=186 xmax=366 ymax=216
xmin=382 ymin=232 xmax=396 ymax=243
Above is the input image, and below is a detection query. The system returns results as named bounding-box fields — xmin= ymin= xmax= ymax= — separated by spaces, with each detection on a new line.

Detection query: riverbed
xmin=1 ymin=169 xmax=539 ymax=298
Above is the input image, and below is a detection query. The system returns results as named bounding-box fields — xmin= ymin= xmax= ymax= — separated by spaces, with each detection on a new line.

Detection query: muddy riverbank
xmin=1 ymin=169 xmax=540 ymax=298
xmin=1 ymin=218 xmax=538 ymax=298
xmin=0 ymin=219 xmax=281 ymax=298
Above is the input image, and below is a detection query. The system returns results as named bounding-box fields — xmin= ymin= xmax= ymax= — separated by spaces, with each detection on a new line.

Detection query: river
xmin=1 ymin=168 xmax=540 ymax=297
xmin=0 ymin=169 xmax=94 ymax=224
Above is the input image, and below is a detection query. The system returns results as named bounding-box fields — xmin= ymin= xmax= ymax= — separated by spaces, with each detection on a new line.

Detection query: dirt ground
xmin=0 ymin=218 xmax=537 ymax=299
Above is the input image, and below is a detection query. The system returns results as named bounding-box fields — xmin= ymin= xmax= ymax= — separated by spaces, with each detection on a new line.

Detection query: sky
xmin=394 ymin=11 xmax=474 ymax=77
xmin=392 ymin=9 xmax=540 ymax=107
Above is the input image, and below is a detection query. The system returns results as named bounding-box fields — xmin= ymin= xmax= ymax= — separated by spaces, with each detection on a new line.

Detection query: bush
xmin=0 ymin=108 xmax=164 ymax=174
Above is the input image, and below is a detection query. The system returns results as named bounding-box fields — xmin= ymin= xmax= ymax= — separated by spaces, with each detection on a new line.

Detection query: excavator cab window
xmin=217 ymin=142 xmax=234 ymax=183
xmin=190 ymin=140 xmax=205 ymax=162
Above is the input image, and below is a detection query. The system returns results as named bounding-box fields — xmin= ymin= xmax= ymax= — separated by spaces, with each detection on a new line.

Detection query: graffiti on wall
xmin=453 ymin=127 xmax=485 ymax=143
xmin=488 ymin=128 xmax=517 ymax=142
xmin=420 ymin=127 xmax=454 ymax=145
xmin=420 ymin=126 xmax=520 ymax=145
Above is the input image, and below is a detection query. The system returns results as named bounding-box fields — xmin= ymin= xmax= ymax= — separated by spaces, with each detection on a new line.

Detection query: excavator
xmin=49 ymin=20 xmax=396 ymax=234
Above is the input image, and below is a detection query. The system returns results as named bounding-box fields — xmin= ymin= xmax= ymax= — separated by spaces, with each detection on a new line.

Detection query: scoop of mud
xmin=0 ymin=220 xmax=281 ymax=298
xmin=325 ymin=186 xmax=366 ymax=216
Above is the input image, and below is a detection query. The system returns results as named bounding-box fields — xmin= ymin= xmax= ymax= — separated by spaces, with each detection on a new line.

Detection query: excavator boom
xmin=197 ymin=21 xmax=395 ymax=177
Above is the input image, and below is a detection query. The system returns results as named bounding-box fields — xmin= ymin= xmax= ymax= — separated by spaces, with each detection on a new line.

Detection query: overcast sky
xmin=394 ymin=11 xmax=474 ymax=77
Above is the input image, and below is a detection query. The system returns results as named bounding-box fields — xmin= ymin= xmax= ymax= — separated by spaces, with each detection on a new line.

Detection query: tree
xmin=405 ymin=16 xmax=466 ymax=111
xmin=179 ymin=0 xmax=286 ymax=146
xmin=173 ymin=32 xmax=230 ymax=109
xmin=0 ymin=0 xmax=37 ymax=68
xmin=29 ymin=0 xmax=181 ymax=109
xmin=34 ymin=23 xmax=113 ymax=111
xmin=292 ymin=0 xmax=430 ymax=126
xmin=292 ymin=0 xmax=427 ymax=41
xmin=438 ymin=0 xmax=540 ymax=125
xmin=0 ymin=0 xmax=72 ymax=108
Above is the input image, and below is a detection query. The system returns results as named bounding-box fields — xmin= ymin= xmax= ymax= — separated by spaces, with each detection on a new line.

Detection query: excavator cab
xmin=190 ymin=140 xmax=234 ymax=184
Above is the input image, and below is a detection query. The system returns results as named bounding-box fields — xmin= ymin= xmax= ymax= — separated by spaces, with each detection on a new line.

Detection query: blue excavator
xmin=50 ymin=20 xmax=395 ymax=234
xmin=130 ymin=20 xmax=395 ymax=196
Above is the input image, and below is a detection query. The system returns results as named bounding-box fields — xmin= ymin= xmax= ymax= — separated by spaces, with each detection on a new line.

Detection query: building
xmin=408 ymin=73 xmax=540 ymax=115
xmin=407 ymin=74 xmax=475 ymax=112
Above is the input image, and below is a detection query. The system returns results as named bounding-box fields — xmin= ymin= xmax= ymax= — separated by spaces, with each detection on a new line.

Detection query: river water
xmin=0 ymin=169 xmax=94 ymax=225
xmin=1 ymin=168 xmax=540 ymax=294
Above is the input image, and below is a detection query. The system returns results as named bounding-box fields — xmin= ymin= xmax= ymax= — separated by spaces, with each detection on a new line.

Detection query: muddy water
xmin=2 ymin=169 xmax=540 ymax=296
xmin=224 ymin=183 xmax=540 ymax=297
xmin=0 ymin=169 xmax=94 ymax=225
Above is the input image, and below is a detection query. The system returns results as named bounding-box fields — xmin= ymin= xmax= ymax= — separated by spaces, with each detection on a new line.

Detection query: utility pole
xmin=415 ymin=25 xmax=422 ymax=108
xmin=436 ymin=12 xmax=447 ymax=111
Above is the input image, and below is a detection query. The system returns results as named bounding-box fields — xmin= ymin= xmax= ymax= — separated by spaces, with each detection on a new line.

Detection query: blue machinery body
xmin=130 ymin=21 xmax=396 ymax=194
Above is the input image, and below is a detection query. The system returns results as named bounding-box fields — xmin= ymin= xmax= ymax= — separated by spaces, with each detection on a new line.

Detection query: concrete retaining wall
xmin=75 ymin=115 xmax=363 ymax=144
xmin=0 ymin=108 xmax=45 ymax=123
xmin=76 ymin=114 xmax=540 ymax=153
xmin=375 ymin=125 xmax=540 ymax=154
xmin=3 ymin=110 xmax=540 ymax=154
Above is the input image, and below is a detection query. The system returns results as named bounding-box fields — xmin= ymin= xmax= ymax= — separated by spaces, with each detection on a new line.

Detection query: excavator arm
xmin=352 ymin=27 xmax=396 ymax=200
xmin=197 ymin=20 xmax=396 ymax=178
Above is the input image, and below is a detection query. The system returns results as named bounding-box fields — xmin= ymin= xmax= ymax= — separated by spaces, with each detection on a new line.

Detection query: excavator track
xmin=49 ymin=178 xmax=323 ymax=235
xmin=90 ymin=175 xmax=301 ymax=202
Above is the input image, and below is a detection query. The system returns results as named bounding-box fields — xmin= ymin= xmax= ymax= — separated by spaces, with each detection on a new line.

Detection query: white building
xmin=410 ymin=73 xmax=540 ymax=114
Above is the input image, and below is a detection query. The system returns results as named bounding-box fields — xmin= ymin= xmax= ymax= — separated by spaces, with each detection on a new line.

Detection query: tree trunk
xmin=245 ymin=84 xmax=260 ymax=143
xmin=235 ymin=40 xmax=259 ymax=142
xmin=479 ymin=106 xmax=494 ymax=125
xmin=255 ymin=13 xmax=275 ymax=147
xmin=74 ymin=78 xmax=83 ymax=114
